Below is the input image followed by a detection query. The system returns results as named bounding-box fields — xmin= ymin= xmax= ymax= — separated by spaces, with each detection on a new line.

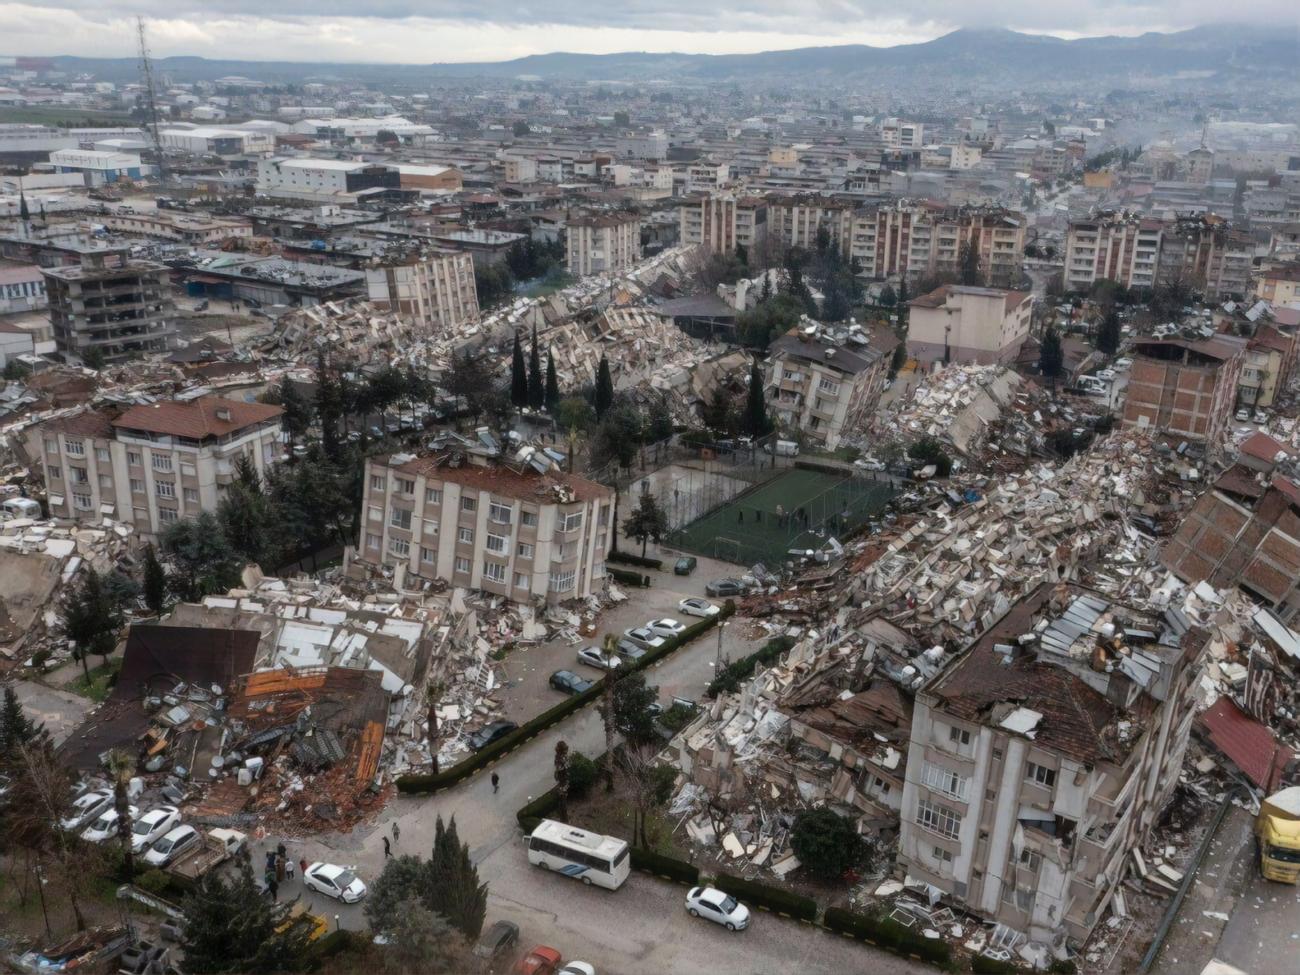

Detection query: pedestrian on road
xmin=275 ymin=856 xmax=285 ymax=883
xmin=392 ymin=822 xmax=400 ymax=843
xmin=285 ymin=858 xmax=295 ymax=882
xmin=299 ymin=857 xmax=308 ymax=878
xmin=492 ymin=771 xmax=500 ymax=793
xmin=268 ymin=876 xmax=278 ymax=901
xmin=383 ymin=836 xmax=391 ymax=858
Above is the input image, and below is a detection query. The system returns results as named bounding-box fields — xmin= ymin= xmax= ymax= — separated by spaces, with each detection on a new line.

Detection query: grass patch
xmin=67 ymin=658 xmax=122 ymax=702
xmin=0 ymin=107 xmax=137 ymax=126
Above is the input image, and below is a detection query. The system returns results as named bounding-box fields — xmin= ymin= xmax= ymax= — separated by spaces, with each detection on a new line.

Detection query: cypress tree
xmin=510 ymin=332 xmax=528 ymax=407
xmin=528 ymin=326 xmax=544 ymax=410
xmin=1040 ymin=324 xmax=1064 ymax=379
xmin=544 ymin=350 xmax=560 ymax=413
xmin=594 ymin=354 xmax=614 ymax=420
xmin=742 ymin=357 xmax=770 ymax=438
xmin=142 ymin=544 xmax=167 ymax=616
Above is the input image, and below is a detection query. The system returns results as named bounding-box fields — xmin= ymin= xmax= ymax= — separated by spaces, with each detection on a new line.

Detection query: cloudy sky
xmin=0 ymin=2 xmax=1282 ymax=62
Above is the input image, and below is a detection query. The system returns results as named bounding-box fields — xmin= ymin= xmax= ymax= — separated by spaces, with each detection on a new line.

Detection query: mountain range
xmin=33 ymin=25 xmax=1299 ymax=87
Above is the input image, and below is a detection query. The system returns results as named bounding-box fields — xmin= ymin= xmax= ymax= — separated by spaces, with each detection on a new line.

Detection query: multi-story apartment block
xmin=678 ymin=194 xmax=767 ymax=255
xmin=907 ymin=285 xmax=1033 ymax=368
xmin=1251 ymin=262 xmax=1300 ymax=305
xmin=1157 ymin=216 xmax=1253 ymax=300
xmin=880 ymin=118 xmax=925 ymax=150
xmin=42 ymin=251 xmax=176 ymax=362
xmin=898 ymin=583 xmax=1206 ymax=945
xmin=358 ymin=451 xmax=614 ymax=604
xmin=34 ymin=399 xmax=283 ymax=536
xmin=850 ymin=204 xmax=1025 ymax=286
xmin=565 ymin=212 xmax=641 ymax=277
xmin=365 ymin=252 xmax=480 ymax=331
xmin=683 ymin=161 xmax=731 ymax=194
xmin=766 ymin=322 xmax=895 ymax=450
xmin=767 ymin=196 xmax=855 ymax=256
xmin=1121 ymin=336 xmax=1246 ymax=448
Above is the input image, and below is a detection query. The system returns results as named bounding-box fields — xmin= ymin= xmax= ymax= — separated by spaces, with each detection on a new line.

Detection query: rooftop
xmin=382 ymin=453 xmax=611 ymax=505
xmin=112 ymin=398 xmax=282 ymax=440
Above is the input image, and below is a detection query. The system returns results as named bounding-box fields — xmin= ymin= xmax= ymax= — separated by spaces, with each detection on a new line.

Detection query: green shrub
xmin=649 ymin=764 xmax=677 ymax=805
xmin=136 ymin=869 xmax=172 ymax=896
xmin=790 ymin=807 xmax=865 ymax=880
xmin=607 ymin=567 xmax=650 ymax=588
xmin=568 ymin=752 xmax=600 ymax=798
xmin=608 ymin=551 xmax=663 ymax=570
xmin=972 ymin=955 xmax=1026 ymax=974
xmin=823 ymin=908 xmax=952 ymax=964
xmin=658 ymin=702 xmax=698 ymax=734
xmin=707 ymin=635 xmax=797 ymax=697
xmin=630 ymin=846 xmax=698 ymax=885
xmin=1048 ymin=961 xmax=1077 ymax=975
xmin=710 ymin=872 xmax=817 ymax=922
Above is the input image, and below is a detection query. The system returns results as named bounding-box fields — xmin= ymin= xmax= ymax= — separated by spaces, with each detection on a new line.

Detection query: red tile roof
xmin=389 ymin=454 xmax=611 ymax=505
xmin=1240 ymin=432 xmax=1291 ymax=464
xmin=43 ymin=409 xmax=116 ymax=439
xmin=112 ymin=398 xmax=282 ymax=439
xmin=1198 ymin=697 xmax=1294 ymax=792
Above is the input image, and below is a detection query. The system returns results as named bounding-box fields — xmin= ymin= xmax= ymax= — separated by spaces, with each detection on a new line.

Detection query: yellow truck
xmin=1257 ymin=786 xmax=1300 ymax=883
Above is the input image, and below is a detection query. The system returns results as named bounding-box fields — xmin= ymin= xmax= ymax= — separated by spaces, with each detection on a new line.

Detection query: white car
xmin=1115 ymin=357 xmax=1133 ymax=369
xmin=559 ymin=965 xmax=596 ymax=975
xmin=1095 ymin=369 xmax=1117 ymax=381
xmin=131 ymin=806 xmax=181 ymax=854
xmin=144 ymin=824 xmax=200 ymax=868
xmin=853 ymin=457 xmax=886 ymax=472
xmin=622 ymin=627 xmax=666 ymax=651
xmin=678 ymin=597 xmax=720 ymax=619
xmin=1254 ymin=410 xmax=1268 ymax=424
xmin=305 ymin=862 xmax=367 ymax=903
xmin=1236 ymin=408 xmax=1251 ymax=422
xmin=82 ymin=804 xmax=138 ymax=844
xmin=61 ymin=789 xmax=113 ymax=832
xmin=645 ymin=618 xmax=686 ymax=639
xmin=685 ymin=886 xmax=750 ymax=931
xmin=576 ymin=646 xmax=622 ymax=671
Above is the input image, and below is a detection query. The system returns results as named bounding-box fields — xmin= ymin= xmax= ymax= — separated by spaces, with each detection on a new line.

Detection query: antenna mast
xmin=136 ymin=16 xmax=168 ymax=187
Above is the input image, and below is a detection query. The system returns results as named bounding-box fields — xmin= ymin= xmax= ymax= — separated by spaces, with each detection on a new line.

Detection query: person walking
xmin=491 ymin=771 xmax=500 ymax=793
xmin=285 ymin=858 xmax=296 ymax=882
xmin=299 ymin=857 xmax=308 ymax=879
xmin=383 ymin=836 xmax=391 ymax=858
xmin=275 ymin=855 xmax=285 ymax=883
xmin=268 ymin=876 xmax=278 ymax=901
xmin=392 ymin=822 xmax=400 ymax=844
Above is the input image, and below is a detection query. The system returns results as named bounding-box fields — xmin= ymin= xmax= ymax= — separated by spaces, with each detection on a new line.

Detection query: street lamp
xmin=714 ymin=620 xmax=729 ymax=672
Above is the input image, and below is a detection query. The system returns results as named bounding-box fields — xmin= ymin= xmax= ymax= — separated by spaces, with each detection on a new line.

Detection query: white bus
xmin=525 ymin=819 xmax=631 ymax=890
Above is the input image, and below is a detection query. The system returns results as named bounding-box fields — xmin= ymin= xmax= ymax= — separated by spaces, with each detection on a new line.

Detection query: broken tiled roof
xmin=1198 ymin=697 xmax=1295 ymax=792
xmin=42 ymin=408 xmax=117 ymax=439
xmin=1239 ymin=432 xmax=1291 ymax=464
xmin=113 ymin=398 xmax=282 ymax=439
xmin=790 ymin=680 xmax=913 ymax=748
xmin=388 ymin=454 xmax=612 ymax=504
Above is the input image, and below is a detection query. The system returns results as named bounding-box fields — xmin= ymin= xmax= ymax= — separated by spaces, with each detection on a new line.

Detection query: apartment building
xmin=43 ymin=252 xmax=176 ymax=363
xmin=898 ymin=583 xmax=1206 ymax=945
xmin=1158 ymin=216 xmax=1253 ymax=300
xmin=907 ymin=285 xmax=1033 ymax=368
xmin=684 ymin=161 xmax=731 ymax=193
xmin=1121 ymin=336 xmax=1246 ymax=448
xmin=678 ymin=194 xmax=767 ymax=255
xmin=358 ymin=451 xmax=614 ymax=604
xmin=767 ymin=196 xmax=855 ymax=256
xmin=851 ymin=204 xmax=1026 ymax=286
xmin=365 ymin=252 xmax=480 ymax=331
xmin=565 ymin=212 xmax=641 ymax=277
xmin=881 ymin=118 xmax=925 ymax=150
xmin=503 ymin=157 xmax=537 ymax=182
xmin=766 ymin=321 xmax=896 ymax=450
xmin=35 ymin=399 xmax=284 ymax=536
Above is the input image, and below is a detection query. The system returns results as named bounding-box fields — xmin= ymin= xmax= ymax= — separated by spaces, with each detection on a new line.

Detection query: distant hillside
xmin=31 ymin=25 xmax=1298 ymax=87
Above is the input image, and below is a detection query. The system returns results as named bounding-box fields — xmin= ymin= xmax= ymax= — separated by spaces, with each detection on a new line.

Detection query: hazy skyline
xmin=2 ymin=2 xmax=1292 ymax=64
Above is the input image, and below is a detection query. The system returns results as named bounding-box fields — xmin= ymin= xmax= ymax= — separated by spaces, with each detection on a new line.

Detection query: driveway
xmin=8 ymin=679 xmax=96 ymax=746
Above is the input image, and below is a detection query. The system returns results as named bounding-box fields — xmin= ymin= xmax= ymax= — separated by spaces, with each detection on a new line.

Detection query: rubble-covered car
xmin=576 ymin=647 xmax=623 ymax=671
xmin=467 ymin=720 xmax=519 ymax=751
xmin=645 ymin=618 xmax=686 ymax=639
xmin=614 ymin=638 xmax=648 ymax=663
xmin=705 ymin=578 xmax=748 ymax=598
xmin=60 ymin=789 xmax=113 ymax=832
xmin=473 ymin=920 xmax=520 ymax=962
xmin=143 ymin=825 xmax=201 ymax=868
xmin=549 ymin=670 xmax=595 ymax=696
xmin=82 ymin=805 xmax=139 ymax=844
xmin=685 ymin=886 xmax=750 ymax=931
xmin=305 ymin=862 xmax=367 ymax=903
xmin=622 ymin=627 xmax=667 ymax=651
xmin=131 ymin=806 xmax=181 ymax=854
xmin=678 ymin=597 xmax=720 ymax=619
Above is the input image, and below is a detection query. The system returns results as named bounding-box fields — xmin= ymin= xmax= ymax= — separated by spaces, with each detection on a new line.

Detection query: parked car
xmin=614 ymin=639 xmax=647 ymax=663
xmin=558 ymin=965 xmax=596 ymax=975
xmin=763 ymin=439 xmax=800 ymax=457
xmin=645 ymin=618 xmax=686 ymax=639
xmin=853 ymin=457 xmax=886 ymax=472
xmin=1254 ymin=410 xmax=1269 ymax=424
xmin=467 ymin=720 xmax=518 ymax=751
xmin=515 ymin=946 xmax=563 ymax=975
xmin=1115 ymin=357 xmax=1133 ymax=369
xmin=143 ymin=824 xmax=201 ymax=868
xmin=622 ymin=627 xmax=666 ymax=651
xmin=549 ymin=670 xmax=595 ymax=695
xmin=576 ymin=646 xmax=622 ymax=671
xmin=1236 ymin=408 xmax=1251 ymax=421
xmin=131 ymin=806 xmax=181 ymax=854
xmin=705 ymin=578 xmax=747 ymax=598
xmin=685 ymin=886 xmax=751 ymax=931
xmin=61 ymin=789 xmax=113 ymax=832
xmin=678 ymin=597 xmax=720 ymax=619
xmin=673 ymin=556 xmax=698 ymax=576
xmin=304 ymin=862 xmax=367 ymax=903
xmin=473 ymin=920 xmax=520 ymax=961
xmin=82 ymin=804 xmax=139 ymax=844
xmin=1095 ymin=368 xmax=1117 ymax=380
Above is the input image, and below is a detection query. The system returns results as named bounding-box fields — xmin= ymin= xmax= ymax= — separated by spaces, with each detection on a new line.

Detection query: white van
xmin=763 ymin=440 xmax=800 ymax=458
xmin=0 ymin=497 xmax=41 ymax=520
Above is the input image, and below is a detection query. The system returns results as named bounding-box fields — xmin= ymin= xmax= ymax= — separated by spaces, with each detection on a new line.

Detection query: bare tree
xmin=615 ymin=741 xmax=663 ymax=849
xmin=599 ymin=633 xmax=617 ymax=793
xmin=554 ymin=741 xmax=570 ymax=821
xmin=425 ymin=681 xmax=445 ymax=775
xmin=10 ymin=742 xmax=91 ymax=931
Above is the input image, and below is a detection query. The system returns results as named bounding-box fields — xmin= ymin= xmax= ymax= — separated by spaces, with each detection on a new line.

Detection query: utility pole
xmin=136 ymin=16 xmax=168 ymax=188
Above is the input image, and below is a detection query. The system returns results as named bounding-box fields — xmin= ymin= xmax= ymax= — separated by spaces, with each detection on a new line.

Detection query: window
xmin=157 ymin=507 xmax=178 ymax=524
xmin=916 ymin=798 xmax=962 ymax=840
xmin=370 ymin=474 xmax=386 ymax=492
xmin=992 ymin=748 xmax=1003 ymax=759
xmin=152 ymin=455 xmax=172 ymax=472
xmin=549 ymin=569 xmax=577 ymax=592
xmin=517 ymin=541 xmax=535 ymax=559
xmin=390 ymin=508 xmax=412 ymax=530
xmin=521 ymin=509 xmax=538 ymax=527
xmin=98 ymin=474 xmax=112 ymax=489
xmin=366 ymin=533 xmax=381 ymax=549
xmin=947 ymin=725 xmax=971 ymax=747
xmin=561 ymin=511 xmax=584 ymax=532
xmin=183 ymin=488 xmax=199 ymax=504
xmin=70 ymin=466 xmax=89 ymax=484
xmin=181 ymin=463 xmax=196 ymax=477
xmin=1027 ymin=763 xmax=1057 ymax=789
xmin=396 ymin=477 xmax=415 ymax=495
xmin=489 ymin=502 xmax=512 ymax=524
xmin=486 ymin=533 xmax=508 ymax=554
xmin=461 ymin=496 xmax=477 ymax=512
xmin=48 ymin=464 xmax=61 ymax=480
xmin=127 ymin=451 xmax=141 ymax=466
xmin=458 ymin=527 xmax=474 ymax=544
xmin=1015 ymin=890 xmax=1035 ymax=913
xmin=423 ymin=518 xmax=439 ymax=536
xmin=72 ymin=493 xmax=93 ymax=511
xmin=155 ymin=480 xmax=175 ymax=499
xmin=129 ymin=478 xmax=144 ymax=494
xmin=482 ymin=561 xmax=507 ymax=583
xmin=1019 ymin=849 xmax=1041 ymax=873
xmin=368 ymin=505 xmax=382 ymax=522
xmin=389 ymin=537 xmax=410 ymax=558
xmin=421 ymin=546 xmax=435 ymax=564
xmin=514 ymin=572 xmax=530 ymax=591
xmin=65 ymin=438 xmax=85 ymax=456
xmin=454 ymin=556 xmax=471 ymax=574
xmin=425 ymin=487 xmax=442 ymax=504
xmin=923 ymin=762 xmax=969 ymax=801
xmin=818 ymin=377 xmax=840 ymax=394
xmin=933 ymin=845 xmax=953 ymax=865
xmin=45 ymin=438 xmax=57 ymax=454
xmin=95 ymin=447 xmax=110 ymax=462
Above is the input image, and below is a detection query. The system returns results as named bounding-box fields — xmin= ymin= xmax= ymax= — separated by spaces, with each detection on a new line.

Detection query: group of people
xmin=263 ymin=842 xmax=304 ymax=901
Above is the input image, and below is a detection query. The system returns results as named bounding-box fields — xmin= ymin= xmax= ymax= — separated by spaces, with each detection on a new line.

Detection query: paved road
xmin=286 ymin=623 xmax=926 ymax=975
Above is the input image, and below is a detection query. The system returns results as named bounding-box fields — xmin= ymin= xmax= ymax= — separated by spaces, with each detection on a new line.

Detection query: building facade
xmin=767 ymin=196 xmax=855 ymax=256
xmin=48 ymin=148 xmax=146 ymax=185
xmin=1121 ymin=337 xmax=1246 ymax=448
xmin=565 ymin=213 xmax=642 ymax=277
xmin=359 ymin=452 xmax=614 ymax=604
xmin=678 ymin=194 xmax=767 ymax=255
xmin=35 ymin=399 xmax=283 ymax=536
xmin=851 ymin=204 xmax=1026 ymax=286
xmin=907 ymin=285 xmax=1034 ymax=368
xmin=1063 ymin=213 xmax=1163 ymax=294
xmin=365 ymin=252 xmax=480 ymax=331
xmin=898 ymin=583 xmax=1205 ymax=945
xmin=42 ymin=252 xmax=176 ymax=362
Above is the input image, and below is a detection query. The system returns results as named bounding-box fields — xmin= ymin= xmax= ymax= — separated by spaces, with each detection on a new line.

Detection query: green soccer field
xmin=668 ymin=468 xmax=895 ymax=567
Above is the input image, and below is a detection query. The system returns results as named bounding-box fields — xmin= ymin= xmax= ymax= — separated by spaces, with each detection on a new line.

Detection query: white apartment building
xmin=684 ymin=162 xmax=731 ymax=193
xmin=851 ymin=204 xmax=1026 ymax=286
xmin=503 ymin=157 xmax=537 ymax=182
xmin=678 ymin=194 xmax=768 ymax=255
xmin=767 ymin=197 xmax=855 ymax=256
xmin=359 ymin=452 xmax=614 ymax=604
xmin=565 ymin=213 xmax=642 ymax=277
xmin=898 ymin=584 xmax=1205 ymax=945
xmin=1063 ymin=213 xmax=1163 ymax=293
xmin=616 ymin=131 xmax=669 ymax=161
xmin=365 ymin=252 xmax=480 ymax=331
xmin=881 ymin=118 xmax=925 ymax=150
xmin=34 ymin=399 xmax=284 ymax=537
xmin=907 ymin=285 xmax=1034 ymax=368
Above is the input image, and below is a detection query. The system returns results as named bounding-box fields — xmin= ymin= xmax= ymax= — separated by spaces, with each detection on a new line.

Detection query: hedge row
xmin=608 ymin=566 xmax=651 ymax=588
xmin=823 ymin=907 xmax=952 ymax=965
xmin=608 ymin=551 xmax=664 ymax=570
xmin=709 ymin=871 xmax=818 ymax=923
xmin=631 ymin=846 xmax=699 ymax=885
xmin=971 ymin=956 xmax=1027 ymax=974
xmin=397 ymin=603 xmax=734 ymax=794
xmin=707 ymin=635 xmax=798 ymax=698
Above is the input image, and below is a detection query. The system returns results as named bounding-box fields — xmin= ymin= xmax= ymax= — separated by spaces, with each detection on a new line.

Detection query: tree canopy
xmin=621 ymin=491 xmax=670 ymax=558
xmin=790 ymin=807 xmax=867 ymax=881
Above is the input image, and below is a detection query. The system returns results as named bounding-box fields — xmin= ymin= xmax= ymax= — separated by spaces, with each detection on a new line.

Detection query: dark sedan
xmin=549 ymin=670 xmax=595 ymax=695
xmin=467 ymin=720 xmax=518 ymax=751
